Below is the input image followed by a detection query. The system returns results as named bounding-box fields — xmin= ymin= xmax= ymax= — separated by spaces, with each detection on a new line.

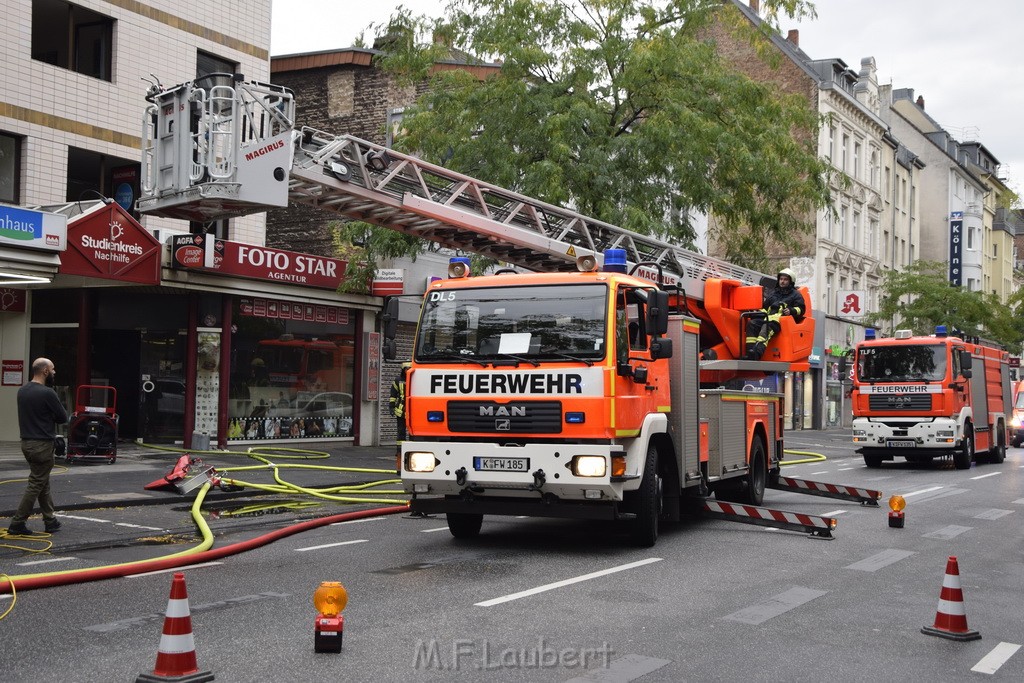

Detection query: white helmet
xmin=777 ymin=268 xmax=796 ymax=286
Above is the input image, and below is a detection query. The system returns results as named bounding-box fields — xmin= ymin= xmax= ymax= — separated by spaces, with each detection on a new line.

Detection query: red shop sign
xmin=59 ymin=203 xmax=161 ymax=284
xmin=171 ymin=235 xmax=346 ymax=290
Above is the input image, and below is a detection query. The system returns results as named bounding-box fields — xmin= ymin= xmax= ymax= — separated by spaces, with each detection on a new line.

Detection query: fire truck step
xmin=701 ymin=500 xmax=837 ymax=539
xmin=769 ymin=476 xmax=881 ymax=506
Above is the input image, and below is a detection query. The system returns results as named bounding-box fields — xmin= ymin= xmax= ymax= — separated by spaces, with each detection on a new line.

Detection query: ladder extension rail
xmin=289 ymin=127 xmax=768 ymax=296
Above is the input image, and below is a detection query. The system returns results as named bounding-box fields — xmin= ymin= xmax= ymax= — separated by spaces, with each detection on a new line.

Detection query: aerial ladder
xmin=139 ymin=76 xmax=879 ymax=536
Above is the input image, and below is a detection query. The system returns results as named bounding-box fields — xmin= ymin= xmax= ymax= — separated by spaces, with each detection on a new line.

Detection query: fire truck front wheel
xmin=446 ymin=512 xmax=484 ymax=539
xmin=630 ymin=446 xmax=662 ymax=548
xmin=954 ymin=425 xmax=974 ymax=470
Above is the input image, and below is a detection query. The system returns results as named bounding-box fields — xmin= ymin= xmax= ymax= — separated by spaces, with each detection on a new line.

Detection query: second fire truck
xmin=851 ymin=326 xmax=1011 ymax=469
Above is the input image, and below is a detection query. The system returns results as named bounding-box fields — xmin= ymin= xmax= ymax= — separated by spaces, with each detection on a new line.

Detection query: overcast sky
xmin=271 ymin=0 xmax=1023 ymax=195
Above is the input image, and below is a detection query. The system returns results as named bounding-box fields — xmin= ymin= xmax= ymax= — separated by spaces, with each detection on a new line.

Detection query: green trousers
xmin=11 ymin=439 xmax=58 ymax=524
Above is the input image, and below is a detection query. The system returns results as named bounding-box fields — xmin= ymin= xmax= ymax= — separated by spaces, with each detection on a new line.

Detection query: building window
xmin=32 ymin=0 xmax=114 ymax=81
xmin=842 ymin=134 xmax=849 ymax=172
xmin=853 ymin=142 xmax=861 ymax=180
xmin=852 ymin=211 xmax=860 ymax=251
xmin=66 ymin=147 xmax=140 ymax=205
xmin=827 ymin=125 xmax=835 ymax=164
xmin=884 ymin=166 xmax=892 ymax=200
xmin=826 ymin=273 xmax=834 ymax=315
xmin=839 ymin=206 xmax=848 ymax=244
xmin=869 ymin=150 xmax=878 ymax=189
xmin=190 ymin=219 xmax=229 ymax=240
xmin=0 ymin=132 xmax=22 ymax=204
xmin=197 ymin=50 xmax=238 ymax=80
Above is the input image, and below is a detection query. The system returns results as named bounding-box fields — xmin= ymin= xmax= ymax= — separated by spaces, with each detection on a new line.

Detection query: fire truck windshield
xmin=416 ymin=283 xmax=608 ymax=363
xmin=857 ymin=344 xmax=947 ymax=382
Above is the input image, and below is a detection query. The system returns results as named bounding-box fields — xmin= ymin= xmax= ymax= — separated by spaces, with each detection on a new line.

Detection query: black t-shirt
xmin=17 ymin=382 xmax=69 ymax=440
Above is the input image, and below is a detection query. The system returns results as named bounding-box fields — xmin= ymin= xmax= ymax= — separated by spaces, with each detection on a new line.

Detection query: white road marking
xmin=16 ymin=556 xmax=79 ymax=567
xmin=902 ymin=486 xmax=943 ymax=498
xmin=810 ymin=471 xmax=828 ymax=475
xmin=970 ymin=642 xmax=1021 ymax=674
xmin=294 ymin=539 xmax=368 ymax=552
xmin=476 ymin=558 xmax=663 ymax=607
xmin=837 ymin=466 xmax=856 ymax=471
xmin=126 ymin=562 xmax=223 ymax=578
xmin=420 ymin=527 xmax=450 ymax=533
xmin=56 ymin=514 xmax=110 ymax=523
xmin=846 ymin=549 xmax=915 ymax=572
xmin=329 ymin=518 xmax=384 ymax=526
xmin=1013 ymin=498 xmax=1024 ymax=505
xmin=970 ymin=472 xmax=1001 ymax=480
xmin=564 ymin=654 xmax=672 ymax=682
xmin=723 ymin=586 xmax=827 ymax=624
xmin=115 ymin=523 xmax=165 ymax=531
xmin=820 ymin=510 xmax=846 ymax=517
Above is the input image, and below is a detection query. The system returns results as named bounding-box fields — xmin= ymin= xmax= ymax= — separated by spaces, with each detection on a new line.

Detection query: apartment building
xmin=0 ymin=1 xmax=383 ymax=447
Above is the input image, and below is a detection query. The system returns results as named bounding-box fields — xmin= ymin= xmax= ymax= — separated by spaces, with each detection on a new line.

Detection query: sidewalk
xmin=0 ymin=440 xmax=400 ymax=558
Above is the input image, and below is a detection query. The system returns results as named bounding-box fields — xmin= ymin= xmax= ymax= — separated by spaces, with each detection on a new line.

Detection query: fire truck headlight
xmin=937 ymin=430 xmax=954 ymax=437
xmin=570 ymin=455 xmax=607 ymax=477
xmin=406 ymin=451 xmax=438 ymax=473
xmin=1011 ymin=417 xmax=1021 ymax=428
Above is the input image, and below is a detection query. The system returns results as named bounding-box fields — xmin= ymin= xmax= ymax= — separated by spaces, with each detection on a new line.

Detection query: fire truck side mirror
xmin=647 ymin=290 xmax=670 ymax=336
xmin=382 ymin=297 xmax=399 ymax=340
xmin=650 ymin=336 xmax=673 ymax=360
xmin=382 ymin=339 xmax=396 ymax=361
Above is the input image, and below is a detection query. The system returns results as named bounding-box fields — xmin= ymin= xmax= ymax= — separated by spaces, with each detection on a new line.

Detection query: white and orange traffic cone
xmin=136 ymin=572 xmax=215 ymax=682
xmin=921 ymin=556 xmax=981 ymax=641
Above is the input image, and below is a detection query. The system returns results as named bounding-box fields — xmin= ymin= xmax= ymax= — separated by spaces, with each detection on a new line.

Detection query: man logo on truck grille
xmin=480 ymin=405 xmax=527 ymax=417
xmin=887 ymin=396 xmax=911 ymax=405
xmin=496 ymin=419 xmax=511 ymax=431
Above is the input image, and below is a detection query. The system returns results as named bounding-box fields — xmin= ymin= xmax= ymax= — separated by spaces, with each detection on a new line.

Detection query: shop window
xmin=197 ymin=50 xmax=237 ymax=79
xmin=0 ymin=132 xmax=22 ymax=203
xmin=32 ymin=0 xmax=114 ymax=81
xmin=227 ymin=298 xmax=357 ymax=441
xmin=190 ymin=219 xmax=229 ymax=240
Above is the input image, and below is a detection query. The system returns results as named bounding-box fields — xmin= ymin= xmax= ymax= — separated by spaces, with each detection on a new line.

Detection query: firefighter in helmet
xmin=745 ymin=268 xmax=805 ymax=360
xmin=389 ymin=362 xmax=411 ymax=445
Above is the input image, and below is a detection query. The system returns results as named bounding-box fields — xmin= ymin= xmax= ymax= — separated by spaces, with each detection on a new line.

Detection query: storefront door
xmin=91 ymin=329 xmax=185 ymax=443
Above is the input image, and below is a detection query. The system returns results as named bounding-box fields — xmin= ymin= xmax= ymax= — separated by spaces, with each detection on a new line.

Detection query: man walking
xmin=7 ymin=358 xmax=68 ymax=536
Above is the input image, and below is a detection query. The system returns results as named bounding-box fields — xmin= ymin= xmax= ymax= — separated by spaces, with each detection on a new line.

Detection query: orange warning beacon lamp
xmin=313 ymin=581 xmax=348 ymax=653
xmin=888 ymin=494 xmax=906 ymax=528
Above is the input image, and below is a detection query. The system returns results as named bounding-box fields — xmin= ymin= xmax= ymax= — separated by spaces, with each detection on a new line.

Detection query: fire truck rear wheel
xmin=988 ymin=427 xmax=1006 ymax=464
xmin=446 ymin=512 xmax=483 ymax=539
xmin=953 ymin=425 xmax=973 ymax=470
xmin=742 ymin=438 xmax=766 ymax=506
xmin=631 ymin=446 xmax=661 ymax=548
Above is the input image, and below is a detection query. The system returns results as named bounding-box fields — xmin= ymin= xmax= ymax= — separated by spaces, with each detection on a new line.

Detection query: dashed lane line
xmin=16 ymin=556 xmax=79 ymax=567
xmin=722 ymin=587 xmax=828 ymax=625
xmin=922 ymin=525 xmax=973 ymax=540
xmin=564 ymin=654 xmax=672 ymax=682
xmin=475 ymin=558 xmax=663 ymax=607
xmin=845 ymin=549 xmax=916 ymax=572
xmin=295 ymin=539 xmax=369 ymax=552
xmin=330 ymin=518 xmax=386 ymax=526
xmin=126 ymin=562 xmax=223 ymax=578
xmin=970 ymin=471 xmax=1002 ymax=480
xmin=973 ymin=509 xmax=1014 ymax=520
xmin=971 ymin=642 xmax=1021 ymax=675
xmin=421 ymin=527 xmax=450 ymax=533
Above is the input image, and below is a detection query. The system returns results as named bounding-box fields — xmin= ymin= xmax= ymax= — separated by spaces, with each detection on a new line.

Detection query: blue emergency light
xmin=864 ymin=328 xmax=876 ymax=340
xmin=603 ymin=248 xmax=627 ymax=273
xmin=935 ymin=325 xmax=948 ymax=337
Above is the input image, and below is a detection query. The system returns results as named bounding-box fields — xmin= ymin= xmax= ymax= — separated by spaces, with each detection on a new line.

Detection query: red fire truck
xmin=137 ymin=75 xmax=879 ymax=545
xmin=851 ymin=326 xmax=1011 ymax=469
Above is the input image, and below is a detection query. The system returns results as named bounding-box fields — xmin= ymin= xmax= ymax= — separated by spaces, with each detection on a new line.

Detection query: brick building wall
xmin=266 ymin=57 xmax=423 ymax=256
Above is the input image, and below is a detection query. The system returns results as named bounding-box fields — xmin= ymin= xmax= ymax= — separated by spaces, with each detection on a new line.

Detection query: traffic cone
xmin=136 ymin=573 xmax=215 ymax=682
xmin=921 ymin=556 xmax=981 ymax=641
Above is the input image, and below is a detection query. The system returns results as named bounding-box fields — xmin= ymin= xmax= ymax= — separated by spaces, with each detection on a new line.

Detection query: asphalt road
xmin=2 ymin=435 xmax=1022 ymax=682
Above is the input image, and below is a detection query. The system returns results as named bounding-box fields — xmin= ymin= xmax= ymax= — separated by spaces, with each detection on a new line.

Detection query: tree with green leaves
xmin=359 ymin=0 xmax=834 ymax=273
xmin=866 ymin=261 xmax=1024 ymax=349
